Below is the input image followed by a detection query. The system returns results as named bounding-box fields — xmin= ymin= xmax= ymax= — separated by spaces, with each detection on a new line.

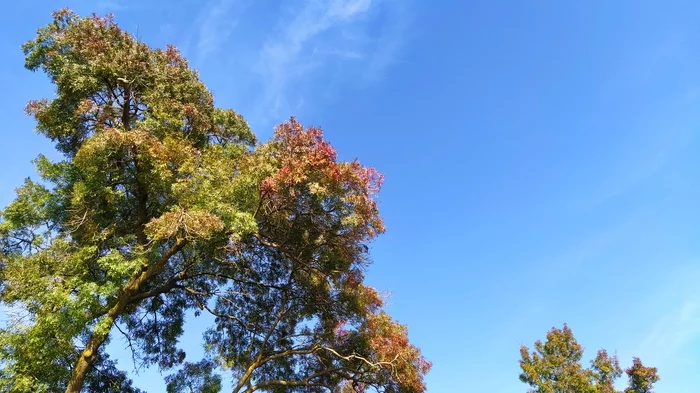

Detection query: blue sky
xmin=3 ymin=0 xmax=700 ymax=392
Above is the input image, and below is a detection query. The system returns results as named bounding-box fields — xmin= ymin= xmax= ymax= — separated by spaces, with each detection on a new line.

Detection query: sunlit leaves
xmin=624 ymin=358 xmax=659 ymax=393
xmin=520 ymin=325 xmax=659 ymax=393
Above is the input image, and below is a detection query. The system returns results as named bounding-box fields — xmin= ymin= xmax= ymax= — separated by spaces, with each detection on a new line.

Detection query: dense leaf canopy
xmin=0 ymin=10 xmax=429 ymax=393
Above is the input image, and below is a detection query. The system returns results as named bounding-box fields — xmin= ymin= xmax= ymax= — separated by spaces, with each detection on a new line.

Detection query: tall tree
xmin=0 ymin=10 xmax=430 ymax=393
xmin=519 ymin=325 xmax=658 ymax=393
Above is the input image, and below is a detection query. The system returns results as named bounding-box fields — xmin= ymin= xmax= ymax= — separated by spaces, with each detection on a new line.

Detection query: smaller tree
xmin=519 ymin=325 xmax=659 ymax=393
xmin=519 ymin=324 xmax=596 ymax=393
xmin=624 ymin=358 xmax=659 ymax=393
xmin=590 ymin=349 xmax=622 ymax=393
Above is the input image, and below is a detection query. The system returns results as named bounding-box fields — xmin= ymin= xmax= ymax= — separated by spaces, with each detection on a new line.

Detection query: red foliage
xmin=90 ymin=12 xmax=115 ymax=28
xmin=363 ymin=312 xmax=432 ymax=392
xmin=260 ymin=117 xmax=385 ymax=238
xmin=24 ymin=99 xmax=49 ymax=117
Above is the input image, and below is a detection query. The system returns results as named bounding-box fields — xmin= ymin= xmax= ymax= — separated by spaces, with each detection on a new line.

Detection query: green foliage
xmin=519 ymin=325 xmax=659 ymax=393
xmin=590 ymin=349 xmax=623 ymax=393
xmin=624 ymin=358 xmax=659 ymax=393
xmin=165 ymin=360 xmax=222 ymax=393
xmin=519 ymin=325 xmax=594 ymax=393
xmin=0 ymin=9 xmax=429 ymax=393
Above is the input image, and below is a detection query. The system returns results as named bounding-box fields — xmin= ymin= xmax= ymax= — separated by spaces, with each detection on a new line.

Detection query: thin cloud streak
xmin=254 ymin=0 xmax=411 ymax=124
xmin=195 ymin=0 xmax=242 ymax=63
xmin=632 ymin=264 xmax=700 ymax=386
xmin=96 ymin=0 xmax=127 ymax=11
xmin=365 ymin=0 xmax=411 ymax=81
xmin=638 ymin=300 xmax=700 ymax=361
xmin=162 ymin=0 xmax=411 ymax=129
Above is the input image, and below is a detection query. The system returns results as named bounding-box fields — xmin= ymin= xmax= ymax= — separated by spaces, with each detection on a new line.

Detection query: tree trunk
xmin=64 ymin=239 xmax=186 ymax=393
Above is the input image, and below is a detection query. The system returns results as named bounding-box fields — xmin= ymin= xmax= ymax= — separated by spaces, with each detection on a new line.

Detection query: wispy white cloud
xmin=328 ymin=0 xmax=372 ymax=19
xmin=591 ymin=128 xmax=693 ymax=205
xmin=325 ymin=49 xmax=364 ymax=59
xmin=579 ymin=31 xmax=699 ymax=208
xmin=634 ymin=265 xmax=700 ymax=372
xmin=531 ymin=218 xmax=631 ymax=283
xmin=639 ymin=300 xmax=700 ymax=358
xmin=595 ymin=149 xmax=668 ymax=203
xmin=195 ymin=0 xmax=243 ymax=63
xmin=258 ymin=0 xmax=370 ymax=114
xmin=365 ymin=0 xmax=411 ymax=81
xmin=160 ymin=0 xmax=410 ymax=129
xmin=95 ymin=0 xmax=127 ymax=12
xmin=254 ymin=0 xmax=411 ymax=123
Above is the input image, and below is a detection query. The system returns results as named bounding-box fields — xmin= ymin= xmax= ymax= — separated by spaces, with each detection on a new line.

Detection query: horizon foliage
xmin=520 ymin=325 xmax=659 ymax=393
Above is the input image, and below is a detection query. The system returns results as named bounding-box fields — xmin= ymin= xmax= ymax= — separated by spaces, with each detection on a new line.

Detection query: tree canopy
xmin=519 ymin=325 xmax=659 ymax=393
xmin=0 ymin=9 xmax=430 ymax=393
